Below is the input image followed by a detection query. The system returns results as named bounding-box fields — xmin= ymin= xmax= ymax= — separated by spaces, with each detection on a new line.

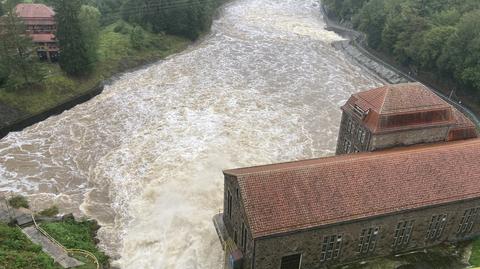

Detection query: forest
xmin=323 ymin=0 xmax=480 ymax=98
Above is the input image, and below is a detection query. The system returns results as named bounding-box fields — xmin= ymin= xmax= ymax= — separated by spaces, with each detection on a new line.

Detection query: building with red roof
xmin=336 ymin=83 xmax=478 ymax=154
xmin=215 ymin=83 xmax=480 ymax=269
xmin=15 ymin=3 xmax=58 ymax=61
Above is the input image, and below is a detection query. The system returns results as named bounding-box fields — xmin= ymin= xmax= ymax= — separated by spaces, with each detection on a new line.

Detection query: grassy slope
xmin=469 ymin=238 xmax=480 ymax=266
xmin=0 ymin=21 xmax=189 ymax=116
xmin=0 ymin=223 xmax=61 ymax=269
xmin=40 ymin=219 xmax=108 ymax=269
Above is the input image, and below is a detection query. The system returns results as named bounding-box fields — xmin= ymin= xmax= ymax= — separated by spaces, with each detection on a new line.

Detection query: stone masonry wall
xmin=253 ymin=198 xmax=480 ymax=269
xmin=224 ymin=175 xmax=255 ymax=268
xmin=336 ymin=112 xmax=372 ymax=154
xmin=336 ymin=110 xmax=451 ymax=154
xmin=370 ymin=126 xmax=450 ymax=151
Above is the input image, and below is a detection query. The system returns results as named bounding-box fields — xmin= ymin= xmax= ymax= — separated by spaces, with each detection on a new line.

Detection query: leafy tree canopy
xmin=324 ymin=0 xmax=480 ymax=93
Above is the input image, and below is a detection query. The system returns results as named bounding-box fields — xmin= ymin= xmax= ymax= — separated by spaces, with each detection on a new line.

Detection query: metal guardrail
xmin=320 ymin=4 xmax=480 ymax=129
xmin=31 ymin=213 xmax=100 ymax=269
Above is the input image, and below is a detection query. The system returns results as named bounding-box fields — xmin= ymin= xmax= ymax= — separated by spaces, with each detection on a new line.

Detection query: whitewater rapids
xmin=0 ymin=0 xmax=380 ymax=268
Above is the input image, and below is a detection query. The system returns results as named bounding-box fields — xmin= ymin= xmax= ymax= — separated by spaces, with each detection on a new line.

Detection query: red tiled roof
xmin=16 ymin=3 xmax=54 ymax=18
xmin=448 ymin=110 xmax=478 ymax=141
xmin=452 ymin=110 xmax=477 ymax=129
xmin=224 ymin=139 xmax=480 ymax=239
xmin=31 ymin=33 xmax=56 ymax=43
xmin=343 ymin=83 xmax=457 ymax=133
xmin=355 ymin=83 xmax=450 ymax=114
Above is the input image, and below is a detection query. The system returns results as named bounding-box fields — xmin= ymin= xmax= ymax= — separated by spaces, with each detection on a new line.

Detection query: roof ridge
xmin=378 ymin=85 xmax=390 ymax=114
xmin=233 ymin=139 xmax=480 ymax=177
xmin=357 ymin=86 xmax=387 ymax=112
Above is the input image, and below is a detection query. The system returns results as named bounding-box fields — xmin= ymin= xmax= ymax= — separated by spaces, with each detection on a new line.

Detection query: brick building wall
xmin=252 ymin=198 xmax=480 ymax=269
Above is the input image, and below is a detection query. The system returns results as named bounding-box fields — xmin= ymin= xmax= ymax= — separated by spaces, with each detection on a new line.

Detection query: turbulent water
xmin=0 ymin=0 xmax=381 ymax=268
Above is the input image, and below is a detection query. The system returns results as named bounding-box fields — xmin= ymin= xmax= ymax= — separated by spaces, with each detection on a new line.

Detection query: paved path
xmin=22 ymin=226 xmax=84 ymax=268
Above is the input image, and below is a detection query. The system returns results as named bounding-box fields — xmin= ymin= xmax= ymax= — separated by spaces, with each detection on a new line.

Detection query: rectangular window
xmin=343 ymin=139 xmax=352 ymax=153
xmin=346 ymin=118 xmax=353 ymax=134
xmin=426 ymin=214 xmax=447 ymax=240
xmin=227 ymin=191 xmax=232 ymax=219
xmin=320 ymin=234 xmax=343 ymax=262
xmin=392 ymin=220 xmax=414 ymax=249
xmin=240 ymin=223 xmax=248 ymax=253
xmin=361 ymin=129 xmax=367 ymax=144
xmin=358 ymin=227 xmax=380 ymax=254
xmin=457 ymin=208 xmax=479 ymax=235
xmin=280 ymin=253 xmax=302 ymax=269
xmin=356 ymin=128 xmax=363 ymax=142
xmin=352 ymin=123 xmax=358 ymax=138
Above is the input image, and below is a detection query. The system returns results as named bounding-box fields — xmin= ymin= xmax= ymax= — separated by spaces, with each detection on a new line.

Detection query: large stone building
xmin=336 ymin=83 xmax=477 ymax=154
xmin=15 ymin=3 xmax=59 ymax=61
xmin=214 ymin=83 xmax=480 ymax=269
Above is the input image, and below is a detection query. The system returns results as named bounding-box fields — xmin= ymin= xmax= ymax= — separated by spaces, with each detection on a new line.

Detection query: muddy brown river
xmin=0 ymin=0 xmax=382 ymax=268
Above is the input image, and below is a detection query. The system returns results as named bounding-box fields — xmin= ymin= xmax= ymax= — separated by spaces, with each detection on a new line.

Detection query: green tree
xmin=419 ymin=26 xmax=455 ymax=69
xmin=121 ymin=0 xmax=223 ymax=40
xmin=79 ymin=5 xmax=101 ymax=67
xmin=0 ymin=4 xmax=44 ymax=89
xmin=445 ymin=11 xmax=480 ymax=91
xmin=54 ymin=0 xmax=92 ymax=76
xmin=130 ymin=25 xmax=145 ymax=49
xmin=353 ymin=0 xmax=386 ymax=49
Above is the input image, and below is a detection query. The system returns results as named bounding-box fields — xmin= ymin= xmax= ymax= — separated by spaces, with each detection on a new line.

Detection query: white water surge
xmin=0 ymin=0 xmax=381 ymax=268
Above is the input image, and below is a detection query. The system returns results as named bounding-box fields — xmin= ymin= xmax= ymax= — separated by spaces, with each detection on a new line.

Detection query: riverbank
xmin=0 ymin=195 xmax=108 ymax=269
xmin=0 ymin=219 xmax=107 ymax=269
xmin=0 ymin=21 xmax=191 ymax=138
xmin=320 ymin=4 xmax=480 ymax=129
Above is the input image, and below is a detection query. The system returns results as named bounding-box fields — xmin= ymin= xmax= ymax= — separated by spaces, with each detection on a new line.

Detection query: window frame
xmin=279 ymin=253 xmax=302 ymax=269
xmin=392 ymin=220 xmax=415 ymax=249
xmin=227 ymin=190 xmax=233 ymax=219
xmin=457 ymin=208 xmax=479 ymax=235
xmin=426 ymin=214 xmax=447 ymax=240
xmin=320 ymin=234 xmax=343 ymax=262
xmin=358 ymin=227 xmax=380 ymax=254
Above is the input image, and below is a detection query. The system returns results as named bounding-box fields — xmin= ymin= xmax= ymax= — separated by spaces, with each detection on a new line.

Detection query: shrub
xmin=131 ymin=26 xmax=146 ymax=50
xmin=113 ymin=21 xmax=124 ymax=33
xmin=43 ymin=76 xmax=76 ymax=95
xmin=38 ymin=206 xmax=59 ymax=217
xmin=113 ymin=21 xmax=131 ymax=35
xmin=8 ymin=195 xmax=29 ymax=209
xmin=0 ymin=63 xmax=9 ymax=86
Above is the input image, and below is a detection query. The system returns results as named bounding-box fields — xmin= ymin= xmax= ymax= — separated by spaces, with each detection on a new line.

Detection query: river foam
xmin=0 ymin=0 xmax=380 ymax=268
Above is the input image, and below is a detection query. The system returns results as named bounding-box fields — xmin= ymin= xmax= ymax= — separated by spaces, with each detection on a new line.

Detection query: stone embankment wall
xmin=0 ymin=83 xmax=104 ymax=139
xmin=321 ymin=4 xmax=480 ymax=129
